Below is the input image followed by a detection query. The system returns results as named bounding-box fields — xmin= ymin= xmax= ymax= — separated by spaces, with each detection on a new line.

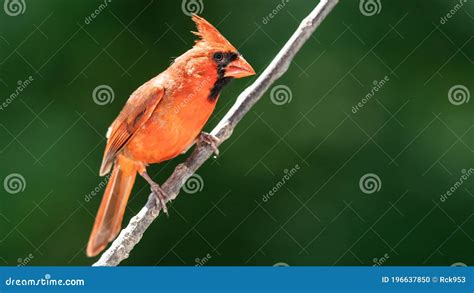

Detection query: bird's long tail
xmin=87 ymin=156 xmax=136 ymax=257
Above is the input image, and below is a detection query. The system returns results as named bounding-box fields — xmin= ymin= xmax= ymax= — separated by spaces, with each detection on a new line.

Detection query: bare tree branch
xmin=93 ymin=0 xmax=339 ymax=266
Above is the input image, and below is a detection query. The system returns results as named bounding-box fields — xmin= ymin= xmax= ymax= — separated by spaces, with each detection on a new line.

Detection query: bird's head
xmin=191 ymin=14 xmax=255 ymax=79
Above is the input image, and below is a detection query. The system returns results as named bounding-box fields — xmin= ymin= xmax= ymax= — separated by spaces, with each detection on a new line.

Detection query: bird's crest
xmin=191 ymin=14 xmax=237 ymax=51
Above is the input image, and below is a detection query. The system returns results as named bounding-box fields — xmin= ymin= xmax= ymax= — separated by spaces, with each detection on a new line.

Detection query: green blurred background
xmin=0 ymin=0 xmax=473 ymax=266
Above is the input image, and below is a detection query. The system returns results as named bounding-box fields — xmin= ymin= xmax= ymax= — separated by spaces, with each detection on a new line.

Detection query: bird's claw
xmin=150 ymin=183 xmax=169 ymax=216
xmin=199 ymin=132 xmax=220 ymax=156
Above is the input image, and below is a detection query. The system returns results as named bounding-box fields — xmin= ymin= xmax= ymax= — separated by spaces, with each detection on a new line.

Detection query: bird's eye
xmin=213 ymin=52 xmax=224 ymax=62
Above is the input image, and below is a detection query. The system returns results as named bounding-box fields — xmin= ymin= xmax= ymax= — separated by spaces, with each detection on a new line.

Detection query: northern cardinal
xmin=86 ymin=15 xmax=255 ymax=257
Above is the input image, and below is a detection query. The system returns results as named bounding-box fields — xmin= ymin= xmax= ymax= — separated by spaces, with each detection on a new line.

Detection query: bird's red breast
xmin=123 ymin=69 xmax=218 ymax=164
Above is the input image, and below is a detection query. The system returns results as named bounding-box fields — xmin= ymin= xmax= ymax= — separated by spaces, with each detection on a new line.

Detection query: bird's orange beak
xmin=225 ymin=56 xmax=256 ymax=78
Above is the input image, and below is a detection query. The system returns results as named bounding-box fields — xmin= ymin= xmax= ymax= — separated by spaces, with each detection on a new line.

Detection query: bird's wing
xmin=99 ymin=84 xmax=164 ymax=176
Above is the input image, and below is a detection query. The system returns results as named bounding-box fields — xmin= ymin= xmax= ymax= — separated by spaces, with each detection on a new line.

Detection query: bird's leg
xmin=198 ymin=132 xmax=220 ymax=156
xmin=139 ymin=170 xmax=169 ymax=215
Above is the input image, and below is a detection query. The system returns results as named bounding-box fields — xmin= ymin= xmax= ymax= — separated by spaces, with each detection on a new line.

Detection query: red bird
xmin=87 ymin=15 xmax=255 ymax=257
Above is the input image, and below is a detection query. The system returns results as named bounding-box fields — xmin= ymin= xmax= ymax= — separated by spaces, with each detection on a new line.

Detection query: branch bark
xmin=93 ymin=0 xmax=339 ymax=266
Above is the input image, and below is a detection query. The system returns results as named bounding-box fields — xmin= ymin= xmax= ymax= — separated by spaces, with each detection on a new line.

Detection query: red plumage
xmin=87 ymin=15 xmax=255 ymax=257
